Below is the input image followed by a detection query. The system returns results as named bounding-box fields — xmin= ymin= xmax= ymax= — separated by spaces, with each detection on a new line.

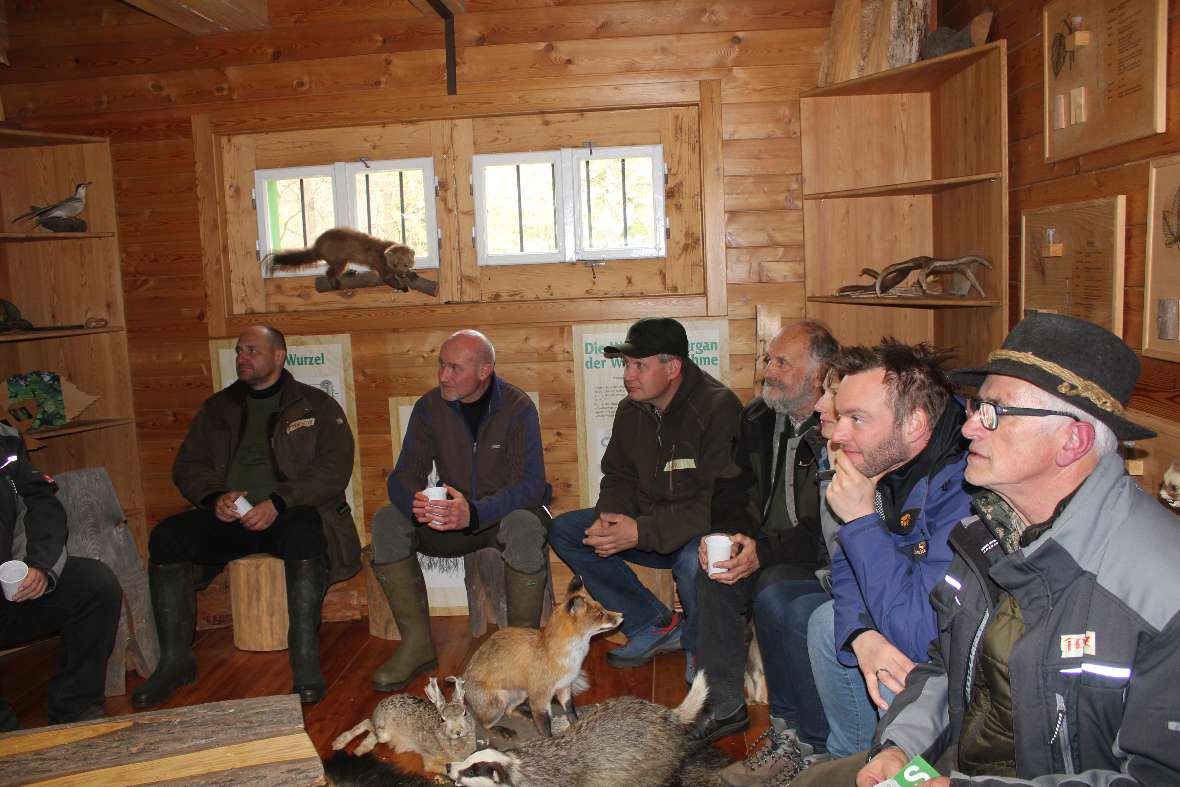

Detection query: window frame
xmin=472 ymin=150 xmax=568 ymax=266
xmin=253 ymin=157 xmax=439 ymax=277
xmin=567 ymin=144 xmax=667 ymax=261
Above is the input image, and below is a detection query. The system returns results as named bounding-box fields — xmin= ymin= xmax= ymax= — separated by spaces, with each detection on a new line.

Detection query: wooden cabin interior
xmin=1 ymin=0 xmax=1179 ymax=782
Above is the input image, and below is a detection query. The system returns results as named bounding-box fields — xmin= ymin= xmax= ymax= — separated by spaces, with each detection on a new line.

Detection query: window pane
xmin=483 ymin=162 xmax=558 ymax=256
xmin=578 ymin=156 xmax=656 ymax=251
xmin=268 ymin=175 xmax=334 ymax=250
xmin=355 ymin=169 xmax=429 ymax=257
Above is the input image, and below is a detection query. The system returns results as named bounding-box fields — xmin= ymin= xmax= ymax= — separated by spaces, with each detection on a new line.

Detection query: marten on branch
xmin=267 ymin=227 xmax=417 ymax=291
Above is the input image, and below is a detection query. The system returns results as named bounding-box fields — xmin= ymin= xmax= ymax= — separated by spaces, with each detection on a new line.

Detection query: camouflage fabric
xmin=8 ymin=371 xmax=66 ymax=428
xmin=970 ymin=491 xmax=1026 ymax=555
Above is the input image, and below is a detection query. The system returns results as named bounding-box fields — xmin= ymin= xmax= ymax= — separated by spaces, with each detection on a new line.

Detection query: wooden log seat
xmin=463 ymin=547 xmax=556 ymax=638
xmin=228 ymin=554 xmax=288 ymax=651
xmin=0 ymin=695 xmax=322 ymax=786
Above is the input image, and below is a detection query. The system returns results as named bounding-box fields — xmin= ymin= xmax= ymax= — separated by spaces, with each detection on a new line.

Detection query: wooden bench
xmin=0 ymin=695 xmax=322 ymax=786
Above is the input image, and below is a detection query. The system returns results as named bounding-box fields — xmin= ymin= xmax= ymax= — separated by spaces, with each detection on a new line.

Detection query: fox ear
xmin=565 ymin=595 xmax=585 ymax=614
xmin=567 ymin=575 xmax=584 ymax=595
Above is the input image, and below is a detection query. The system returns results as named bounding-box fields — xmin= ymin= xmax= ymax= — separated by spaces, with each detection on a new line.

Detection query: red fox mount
xmin=267 ymin=227 xmax=417 ymax=292
xmin=462 ymin=576 xmax=623 ymax=738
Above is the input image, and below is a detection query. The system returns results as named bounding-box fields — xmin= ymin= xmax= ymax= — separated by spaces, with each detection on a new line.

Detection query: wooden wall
xmin=0 ymin=0 xmax=830 ymax=619
xmin=939 ymin=0 xmax=1180 ymax=426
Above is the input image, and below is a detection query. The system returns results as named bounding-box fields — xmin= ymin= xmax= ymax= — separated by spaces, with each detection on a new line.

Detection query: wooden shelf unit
xmin=0 ymin=128 xmax=147 ymax=546
xmin=800 ymin=42 xmax=1009 ymax=366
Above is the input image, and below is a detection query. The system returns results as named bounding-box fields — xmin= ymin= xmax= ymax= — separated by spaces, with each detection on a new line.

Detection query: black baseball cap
xmin=604 ymin=318 xmax=690 ymax=359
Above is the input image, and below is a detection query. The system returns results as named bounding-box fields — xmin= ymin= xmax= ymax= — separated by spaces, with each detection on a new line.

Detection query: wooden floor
xmin=1 ymin=616 xmax=768 ymax=774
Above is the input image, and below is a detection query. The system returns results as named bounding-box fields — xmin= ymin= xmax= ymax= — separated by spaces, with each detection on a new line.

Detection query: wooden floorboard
xmin=1 ymin=616 xmax=769 ymax=774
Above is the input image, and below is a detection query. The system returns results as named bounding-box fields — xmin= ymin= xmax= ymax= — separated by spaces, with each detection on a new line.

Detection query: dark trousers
xmin=0 ymin=556 xmax=122 ymax=722
xmin=755 ymin=581 xmax=830 ymax=750
xmin=695 ymin=563 xmax=821 ymax=725
xmin=148 ymin=505 xmax=328 ymax=567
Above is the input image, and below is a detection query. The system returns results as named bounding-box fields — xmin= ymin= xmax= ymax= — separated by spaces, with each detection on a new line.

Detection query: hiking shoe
xmin=721 ymin=725 xmax=829 ymax=786
xmin=688 ymin=704 xmax=750 ymax=746
xmin=607 ymin=613 xmax=683 ymax=668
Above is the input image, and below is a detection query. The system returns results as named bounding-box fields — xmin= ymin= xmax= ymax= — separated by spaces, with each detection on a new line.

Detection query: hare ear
xmin=447 ymin=676 xmax=466 ymax=703
xmin=426 ymin=676 xmax=443 ymax=707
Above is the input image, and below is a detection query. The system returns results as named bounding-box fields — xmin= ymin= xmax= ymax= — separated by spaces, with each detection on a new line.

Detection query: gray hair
xmin=790 ymin=319 xmax=839 ymax=371
xmin=1021 ymin=385 xmax=1119 ymax=457
xmin=446 ymin=329 xmax=496 ymax=367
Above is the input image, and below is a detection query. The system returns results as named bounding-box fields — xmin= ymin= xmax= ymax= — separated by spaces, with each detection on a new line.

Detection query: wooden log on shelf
xmin=313 ymin=270 xmax=438 ymax=297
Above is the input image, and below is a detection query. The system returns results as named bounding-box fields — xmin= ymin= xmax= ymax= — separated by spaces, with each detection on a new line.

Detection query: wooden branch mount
xmin=314 ymin=270 xmax=438 ymax=297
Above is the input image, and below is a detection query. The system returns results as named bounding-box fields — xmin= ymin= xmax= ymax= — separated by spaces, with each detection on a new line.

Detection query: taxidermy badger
xmin=448 ymin=672 xmax=718 ymax=787
xmin=267 ymin=227 xmax=417 ymax=291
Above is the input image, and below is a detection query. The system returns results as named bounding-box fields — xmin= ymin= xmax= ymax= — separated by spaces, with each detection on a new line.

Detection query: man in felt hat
xmin=793 ymin=312 xmax=1180 ymax=786
xmin=550 ymin=317 xmax=743 ymax=668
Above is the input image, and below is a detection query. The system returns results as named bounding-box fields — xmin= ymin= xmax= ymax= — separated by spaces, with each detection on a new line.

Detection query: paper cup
xmin=233 ymin=496 xmax=254 ymax=517
xmin=0 ymin=559 xmax=29 ymax=601
xmin=423 ymin=486 xmax=447 ymax=525
xmin=704 ymin=534 xmax=734 ymax=576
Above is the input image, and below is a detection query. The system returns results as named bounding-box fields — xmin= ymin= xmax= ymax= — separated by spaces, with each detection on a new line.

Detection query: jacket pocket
xmin=1047 ymin=663 xmax=1130 ymax=775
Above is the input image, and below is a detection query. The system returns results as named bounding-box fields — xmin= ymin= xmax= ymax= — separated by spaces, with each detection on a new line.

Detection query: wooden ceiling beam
xmin=122 ymin=0 xmax=269 ymax=35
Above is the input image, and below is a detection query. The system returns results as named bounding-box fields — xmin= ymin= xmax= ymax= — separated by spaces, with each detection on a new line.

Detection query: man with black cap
xmin=551 ymin=317 xmax=742 ymax=668
xmin=793 ymin=312 xmax=1180 ymax=786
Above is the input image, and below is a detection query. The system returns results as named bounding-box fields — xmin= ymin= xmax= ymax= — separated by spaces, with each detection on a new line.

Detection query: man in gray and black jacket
xmin=796 ymin=312 xmax=1180 ymax=786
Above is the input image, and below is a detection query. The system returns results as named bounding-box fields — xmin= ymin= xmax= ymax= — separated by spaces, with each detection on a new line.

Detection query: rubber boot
xmin=504 ymin=564 xmax=549 ymax=629
xmin=286 ymin=556 xmax=328 ymax=704
xmin=371 ymin=556 xmax=437 ymax=691
xmin=132 ymin=563 xmax=197 ymax=708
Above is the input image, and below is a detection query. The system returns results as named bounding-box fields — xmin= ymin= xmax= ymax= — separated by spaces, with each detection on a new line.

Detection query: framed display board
xmin=1144 ymin=154 xmax=1180 ymax=362
xmin=572 ymin=319 xmax=729 ymax=508
xmin=210 ymin=333 xmax=365 ymax=542
xmin=1020 ymin=196 xmax=1125 ymax=335
xmin=1042 ymin=0 xmax=1166 ymax=161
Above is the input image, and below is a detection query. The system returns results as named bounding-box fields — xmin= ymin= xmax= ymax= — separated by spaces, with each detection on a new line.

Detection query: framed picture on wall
xmin=1144 ymin=154 xmax=1180 ymax=362
xmin=1041 ymin=0 xmax=1166 ymax=161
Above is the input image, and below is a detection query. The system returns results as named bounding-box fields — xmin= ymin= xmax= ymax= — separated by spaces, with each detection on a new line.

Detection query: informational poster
xmin=388 ymin=392 xmax=541 ymax=615
xmin=572 ymin=319 xmax=729 ymax=508
xmin=209 ymin=333 xmax=365 ymax=544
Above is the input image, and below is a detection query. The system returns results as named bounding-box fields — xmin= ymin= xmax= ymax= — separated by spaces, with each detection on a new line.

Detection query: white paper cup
xmin=423 ymin=486 xmax=447 ymax=525
xmin=233 ymin=496 xmax=253 ymax=517
xmin=704 ymin=534 xmax=734 ymax=576
xmin=0 ymin=559 xmax=29 ymax=601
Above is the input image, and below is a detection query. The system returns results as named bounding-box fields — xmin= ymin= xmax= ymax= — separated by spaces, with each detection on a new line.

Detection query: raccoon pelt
xmin=669 ymin=745 xmax=732 ymax=787
xmin=267 ymin=227 xmax=416 ymax=292
xmin=322 ymin=750 xmax=439 ymax=786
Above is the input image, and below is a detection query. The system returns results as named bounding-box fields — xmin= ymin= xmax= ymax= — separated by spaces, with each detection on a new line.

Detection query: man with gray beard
xmin=688 ymin=321 xmax=838 ymax=747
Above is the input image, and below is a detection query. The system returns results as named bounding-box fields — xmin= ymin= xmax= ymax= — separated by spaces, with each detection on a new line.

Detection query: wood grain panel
xmin=473 ymin=108 xmax=663 ymax=152
xmin=723 ymin=174 xmax=801 ymax=211
xmin=722 ymin=101 xmax=800 ymax=140
xmin=722 ymin=137 xmax=801 ymax=176
xmin=725 ymin=210 xmax=804 ymax=248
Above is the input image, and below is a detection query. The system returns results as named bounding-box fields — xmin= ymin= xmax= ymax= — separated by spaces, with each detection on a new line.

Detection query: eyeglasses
xmin=965 ymin=396 xmax=1081 ymax=432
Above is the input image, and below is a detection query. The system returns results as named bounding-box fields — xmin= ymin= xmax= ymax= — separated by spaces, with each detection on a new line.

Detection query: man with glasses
xmin=797 ymin=312 xmax=1180 ymax=786
xmin=689 ymin=321 xmax=837 ymax=754
xmin=800 ymin=339 xmax=975 ymax=778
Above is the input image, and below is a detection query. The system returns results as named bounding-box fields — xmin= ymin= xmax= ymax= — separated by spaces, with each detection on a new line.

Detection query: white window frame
xmin=472 ymin=145 xmax=666 ymax=267
xmin=254 ymin=157 xmax=439 ymax=278
xmin=472 ymin=151 xmax=567 ymax=266
xmin=568 ymin=144 xmax=667 ymax=261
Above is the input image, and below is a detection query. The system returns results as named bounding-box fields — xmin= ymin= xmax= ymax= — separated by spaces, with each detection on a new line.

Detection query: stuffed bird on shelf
xmin=12 ymin=182 xmax=91 ymax=231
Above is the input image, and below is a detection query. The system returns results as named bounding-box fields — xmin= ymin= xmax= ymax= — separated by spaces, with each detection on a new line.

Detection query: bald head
xmin=438 ymin=330 xmax=496 ymax=403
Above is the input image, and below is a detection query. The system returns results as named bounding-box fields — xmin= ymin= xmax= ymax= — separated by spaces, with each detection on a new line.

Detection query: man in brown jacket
xmin=133 ymin=325 xmax=359 ymax=708
xmin=551 ymin=318 xmax=742 ymax=669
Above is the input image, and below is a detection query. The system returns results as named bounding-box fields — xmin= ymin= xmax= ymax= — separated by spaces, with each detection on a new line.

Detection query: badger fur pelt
xmin=448 ymin=672 xmax=723 ymax=787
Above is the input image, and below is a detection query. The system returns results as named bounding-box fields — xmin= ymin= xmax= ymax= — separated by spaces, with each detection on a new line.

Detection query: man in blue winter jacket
xmin=803 ymin=339 xmax=974 ymax=768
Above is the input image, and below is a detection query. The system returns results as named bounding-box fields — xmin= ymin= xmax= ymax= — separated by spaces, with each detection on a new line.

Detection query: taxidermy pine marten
xmin=462 ymin=576 xmax=623 ymax=738
xmin=267 ymin=227 xmax=416 ymax=291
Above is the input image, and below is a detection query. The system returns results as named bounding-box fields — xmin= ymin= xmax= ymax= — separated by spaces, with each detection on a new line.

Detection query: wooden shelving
xmin=800 ymin=43 xmax=1009 ymax=366
xmin=0 ymin=128 xmax=147 ymax=547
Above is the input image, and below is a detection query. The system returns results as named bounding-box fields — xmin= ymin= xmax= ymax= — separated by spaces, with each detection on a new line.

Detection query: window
xmin=473 ymin=145 xmax=665 ymax=266
xmin=254 ymin=157 xmax=438 ymax=275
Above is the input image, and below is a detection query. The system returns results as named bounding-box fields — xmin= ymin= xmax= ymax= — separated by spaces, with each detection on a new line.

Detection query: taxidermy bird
xmin=267 ymin=227 xmax=417 ymax=292
xmin=12 ymin=182 xmax=90 ymax=227
xmin=1160 ymin=461 xmax=1180 ymax=510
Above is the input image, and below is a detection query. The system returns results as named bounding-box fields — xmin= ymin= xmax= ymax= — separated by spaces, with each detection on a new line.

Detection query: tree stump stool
xmin=361 ymin=545 xmax=399 ymax=640
xmin=464 ymin=547 xmax=556 ymax=637
xmin=229 ymin=554 xmax=288 ymax=651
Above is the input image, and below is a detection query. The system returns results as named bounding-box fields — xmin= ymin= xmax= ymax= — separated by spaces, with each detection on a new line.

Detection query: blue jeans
xmin=752 ymin=580 xmax=830 ymax=751
xmin=550 ymin=507 xmax=700 ymax=651
xmin=807 ymin=600 xmax=895 ymax=757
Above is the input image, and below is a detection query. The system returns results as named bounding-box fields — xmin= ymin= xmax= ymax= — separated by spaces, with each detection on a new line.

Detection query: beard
xmin=760 ymin=381 xmax=814 ymax=416
xmin=855 ymin=426 xmax=911 ymax=478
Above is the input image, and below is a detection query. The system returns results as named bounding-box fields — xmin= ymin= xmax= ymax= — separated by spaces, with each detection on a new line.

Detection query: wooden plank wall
xmin=0 ymin=0 xmax=830 ymax=618
xmin=939 ymin=0 xmax=1180 ymax=427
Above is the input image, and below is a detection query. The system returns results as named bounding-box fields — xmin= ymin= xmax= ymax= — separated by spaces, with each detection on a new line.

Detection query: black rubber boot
xmin=504 ymin=564 xmax=549 ymax=629
xmin=285 ymin=556 xmax=328 ymax=704
xmin=132 ymin=563 xmax=197 ymax=708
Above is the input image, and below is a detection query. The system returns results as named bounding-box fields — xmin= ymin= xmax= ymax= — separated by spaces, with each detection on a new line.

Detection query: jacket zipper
xmin=963 ymin=607 xmax=990 ymax=703
xmin=1049 ymin=693 xmax=1075 ymax=774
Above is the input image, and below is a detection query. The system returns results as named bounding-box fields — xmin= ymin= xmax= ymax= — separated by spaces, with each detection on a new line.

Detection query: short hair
xmin=259 ymin=325 xmax=286 ymax=352
xmin=832 ymin=338 xmax=955 ymax=426
xmin=788 ymin=320 xmax=839 ymax=372
xmin=446 ymin=329 xmax=496 ymax=367
xmin=1021 ymin=385 xmax=1119 ymax=458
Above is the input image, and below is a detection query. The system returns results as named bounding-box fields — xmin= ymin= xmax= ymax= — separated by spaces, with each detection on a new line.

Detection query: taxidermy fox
xmin=267 ymin=227 xmax=416 ymax=291
xmin=462 ymin=576 xmax=623 ymax=738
